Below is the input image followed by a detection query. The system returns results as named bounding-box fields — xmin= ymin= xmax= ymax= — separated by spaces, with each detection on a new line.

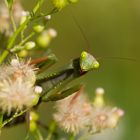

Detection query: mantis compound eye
xmin=80 ymin=51 xmax=100 ymax=71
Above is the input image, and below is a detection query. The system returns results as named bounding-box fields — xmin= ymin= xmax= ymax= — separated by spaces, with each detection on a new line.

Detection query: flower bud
xmin=96 ymin=87 xmax=104 ymax=95
xmin=93 ymin=88 xmax=105 ymax=107
xmin=21 ymin=11 xmax=30 ymax=17
xmin=24 ymin=41 xmax=36 ymax=50
xmin=52 ymin=0 xmax=68 ymax=10
xmin=36 ymin=29 xmax=57 ymax=48
xmin=33 ymin=24 xmax=45 ymax=33
xmin=37 ymin=33 xmax=51 ymax=48
xmin=48 ymin=28 xmax=57 ymax=37
xmin=30 ymin=111 xmax=39 ymax=121
xmin=35 ymin=86 xmax=43 ymax=94
xmin=30 ymin=121 xmax=37 ymax=132
xmin=45 ymin=15 xmax=51 ymax=21
xmin=31 ymin=94 xmax=40 ymax=106
xmin=18 ymin=50 xmax=28 ymax=58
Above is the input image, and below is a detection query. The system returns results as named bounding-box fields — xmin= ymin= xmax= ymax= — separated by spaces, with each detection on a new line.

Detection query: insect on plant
xmin=0 ymin=0 xmax=125 ymax=139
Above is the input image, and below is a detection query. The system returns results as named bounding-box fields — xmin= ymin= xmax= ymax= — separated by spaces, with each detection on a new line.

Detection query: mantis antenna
xmin=72 ymin=15 xmax=91 ymax=52
xmin=72 ymin=14 xmax=138 ymax=63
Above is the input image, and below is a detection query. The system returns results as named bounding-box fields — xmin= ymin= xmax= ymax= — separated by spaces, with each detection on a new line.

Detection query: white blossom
xmin=89 ymin=106 xmax=124 ymax=134
xmin=54 ymin=90 xmax=92 ymax=134
xmin=0 ymin=78 xmax=36 ymax=115
xmin=0 ymin=57 xmax=38 ymax=115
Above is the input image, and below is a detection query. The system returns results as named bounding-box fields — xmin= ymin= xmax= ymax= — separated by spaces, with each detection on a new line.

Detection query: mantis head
xmin=80 ymin=51 xmax=100 ymax=72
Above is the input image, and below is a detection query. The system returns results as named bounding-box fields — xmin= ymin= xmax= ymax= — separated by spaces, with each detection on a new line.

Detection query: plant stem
xmin=34 ymin=130 xmax=44 ymax=140
xmin=1 ymin=108 xmax=29 ymax=128
xmin=10 ymin=31 xmax=35 ymax=52
xmin=33 ymin=0 xmax=44 ymax=14
xmin=0 ymin=19 xmax=29 ymax=64
xmin=45 ymin=121 xmax=56 ymax=140
xmin=9 ymin=10 xmax=17 ymax=31
xmin=69 ymin=133 xmax=75 ymax=140
xmin=37 ymin=121 xmax=58 ymax=138
xmin=24 ymin=132 xmax=30 ymax=140
xmin=19 ymin=32 xmax=35 ymax=46
xmin=32 ymin=8 xmax=58 ymax=22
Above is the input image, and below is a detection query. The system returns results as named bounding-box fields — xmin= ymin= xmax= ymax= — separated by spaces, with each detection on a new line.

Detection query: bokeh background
xmin=1 ymin=0 xmax=140 ymax=139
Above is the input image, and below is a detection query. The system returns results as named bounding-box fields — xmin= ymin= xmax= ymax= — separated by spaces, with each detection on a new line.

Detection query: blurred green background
xmin=1 ymin=0 xmax=140 ymax=139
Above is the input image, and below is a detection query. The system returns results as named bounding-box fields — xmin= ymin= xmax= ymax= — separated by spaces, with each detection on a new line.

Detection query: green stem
xmin=21 ymin=26 xmax=27 ymax=41
xmin=33 ymin=0 xmax=44 ymax=14
xmin=5 ymin=0 xmax=17 ymax=31
xmin=24 ymin=132 xmax=30 ymax=140
xmin=34 ymin=130 xmax=44 ymax=140
xmin=9 ymin=10 xmax=17 ymax=31
xmin=1 ymin=108 xmax=29 ymax=128
xmin=69 ymin=133 xmax=75 ymax=140
xmin=32 ymin=8 xmax=58 ymax=22
xmin=45 ymin=121 xmax=56 ymax=140
xmin=11 ymin=31 xmax=35 ymax=52
xmin=0 ymin=20 xmax=29 ymax=63
xmin=19 ymin=32 xmax=35 ymax=46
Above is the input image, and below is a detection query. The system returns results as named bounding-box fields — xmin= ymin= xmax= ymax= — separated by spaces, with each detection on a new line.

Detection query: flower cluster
xmin=0 ymin=57 xmax=41 ymax=115
xmin=53 ymin=87 xmax=124 ymax=134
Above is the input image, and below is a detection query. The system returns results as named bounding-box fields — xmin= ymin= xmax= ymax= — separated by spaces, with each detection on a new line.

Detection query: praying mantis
xmin=37 ymin=50 xmax=99 ymax=102
xmin=3 ymin=49 xmax=100 ymax=127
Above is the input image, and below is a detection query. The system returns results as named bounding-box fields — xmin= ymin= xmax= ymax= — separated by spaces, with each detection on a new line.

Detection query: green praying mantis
xmin=37 ymin=50 xmax=99 ymax=102
xmin=3 ymin=49 xmax=100 ymax=126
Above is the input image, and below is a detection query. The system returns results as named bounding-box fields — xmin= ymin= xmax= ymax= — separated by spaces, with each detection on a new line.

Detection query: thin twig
xmin=9 ymin=11 xmax=17 ymax=31
xmin=2 ymin=109 xmax=29 ymax=128
xmin=37 ymin=121 xmax=58 ymax=137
